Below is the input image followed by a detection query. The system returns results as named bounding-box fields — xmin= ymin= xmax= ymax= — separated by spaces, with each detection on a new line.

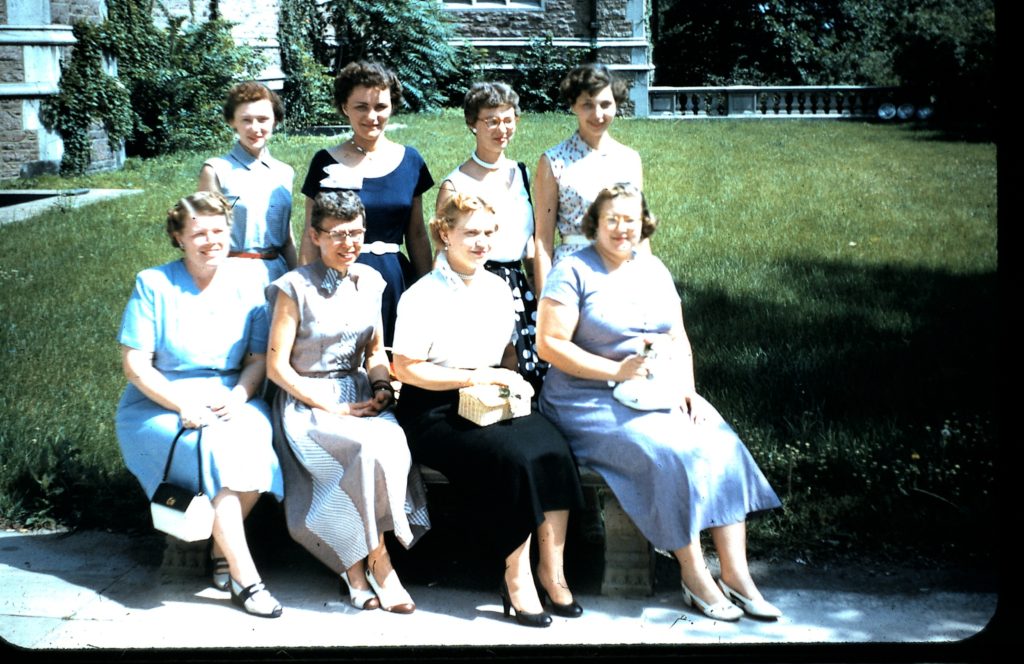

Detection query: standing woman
xmin=299 ymin=61 xmax=433 ymax=348
xmin=393 ymin=193 xmax=584 ymax=629
xmin=116 ymin=192 xmax=284 ymax=618
xmin=436 ymin=82 xmax=545 ymax=391
xmin=198 ymin=81 xmax=296 ymax=287
xmin=267 ymin=191 xmax=429 ymax=614
xmin=533 ymin=63 xmax=644 ymax=297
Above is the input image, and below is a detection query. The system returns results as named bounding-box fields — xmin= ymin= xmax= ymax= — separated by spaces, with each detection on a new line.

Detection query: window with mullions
xmin=443 ymin=0 xmax=544 ymax=9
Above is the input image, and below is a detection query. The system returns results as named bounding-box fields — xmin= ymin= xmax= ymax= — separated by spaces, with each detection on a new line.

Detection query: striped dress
xmin=268 ymin=261 xmax=429 ymax=573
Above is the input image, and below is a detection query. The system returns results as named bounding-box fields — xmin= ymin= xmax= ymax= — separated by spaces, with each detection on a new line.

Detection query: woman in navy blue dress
xmin=299 ymin=61 xmax=433 ymax=348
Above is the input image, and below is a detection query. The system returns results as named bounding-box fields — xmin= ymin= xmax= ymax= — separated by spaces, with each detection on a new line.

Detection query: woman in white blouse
xmin=392 ymin=193 xmax=584 ymax=628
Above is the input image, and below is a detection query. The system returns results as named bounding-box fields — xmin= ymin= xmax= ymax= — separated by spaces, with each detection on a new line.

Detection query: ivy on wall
xmin=39 ymin=22 xmax=132 ymax=176
xmin=41 ymin=0 xmax=264 ymax=172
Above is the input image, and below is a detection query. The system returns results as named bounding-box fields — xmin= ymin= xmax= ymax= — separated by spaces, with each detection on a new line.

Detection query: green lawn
xmin=0 ymin=112 xmax=997 ymax=560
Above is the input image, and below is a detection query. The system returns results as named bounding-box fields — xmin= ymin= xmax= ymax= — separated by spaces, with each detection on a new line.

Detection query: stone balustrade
xmin=649 ymin=85 xmax=932 ymax=121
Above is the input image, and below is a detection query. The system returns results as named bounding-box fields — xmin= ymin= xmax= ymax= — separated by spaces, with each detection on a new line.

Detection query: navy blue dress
xmin=301 ymin=147 xmax=434 ymax=347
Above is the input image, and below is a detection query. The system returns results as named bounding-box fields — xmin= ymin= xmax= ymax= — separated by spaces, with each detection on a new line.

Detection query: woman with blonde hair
xmin=393 ymin=193 xmax=584 ymax=628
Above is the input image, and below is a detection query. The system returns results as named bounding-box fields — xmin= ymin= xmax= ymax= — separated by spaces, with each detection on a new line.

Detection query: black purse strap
xmin=161 ymin=426 xmax=204 ymax=494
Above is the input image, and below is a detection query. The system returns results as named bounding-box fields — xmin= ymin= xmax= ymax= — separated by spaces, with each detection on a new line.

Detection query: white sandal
xmin=717 ymin=578 xmax=782 ymax=620
xmin=365 ymin=565 xmax=415 ymax=614
xmin=341 ymin=570 xmax=379 ymax=610
xmin=680 ymin=580 xmax=743 ymax=622
xmin=229 ymin=578 xmax=282 ymax=618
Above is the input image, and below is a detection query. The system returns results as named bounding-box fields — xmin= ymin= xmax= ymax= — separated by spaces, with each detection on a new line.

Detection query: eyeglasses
xmin=603 ymin=214 xmax=641 ymax=227
xmin=479 ymin=115 xmax=517 ymax=130
xmin=318 ymin=227 xmax=365 ymax=242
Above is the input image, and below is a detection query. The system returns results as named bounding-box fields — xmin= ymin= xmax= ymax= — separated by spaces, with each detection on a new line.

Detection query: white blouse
xmin=442 ymin=162 xmax=534 ymax=264
xmin=392 ymin=252 xmax=514 ymax=368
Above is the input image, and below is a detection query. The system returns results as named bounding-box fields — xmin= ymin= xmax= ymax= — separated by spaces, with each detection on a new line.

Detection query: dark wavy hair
xmin=311 ymin=191 xmax=366 ymax=230
xmin=333 ymin=60 xmax=404 ymax=114
xmin=581 ymin=183 xmax=657 ymax=241
xmin=558 ymin=63 xmax=630 ymax=108
xmin=223 ymin=81 xmax=285 ymax=125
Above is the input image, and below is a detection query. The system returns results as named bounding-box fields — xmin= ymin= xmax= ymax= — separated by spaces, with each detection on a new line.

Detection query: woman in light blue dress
xmin=115 ymin=192 xmax=284 ymax=618
xmin=537 ymin=184 xmax=783 ymax=623
xmin=199 ymin=81 xmax=296 ymax=287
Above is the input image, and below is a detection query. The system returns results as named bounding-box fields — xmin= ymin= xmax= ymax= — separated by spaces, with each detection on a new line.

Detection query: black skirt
xmin=396 ymin=383 xmax=584 ymax=559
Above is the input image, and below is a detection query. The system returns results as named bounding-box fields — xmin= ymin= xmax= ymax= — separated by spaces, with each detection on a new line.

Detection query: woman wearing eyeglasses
xmin=435 ymin=82 xmax=546 ymax=392
xmin=267 ymin=191 xmax=430 ymax=614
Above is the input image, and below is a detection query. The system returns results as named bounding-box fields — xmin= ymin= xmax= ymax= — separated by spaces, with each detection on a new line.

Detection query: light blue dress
xmin=203 ymin=142 xmax=294 ymax=286
xmin=538 ymin=246 xmax=780 ymax=551
xmin=115 ymin=259 xmax=283 ymax=502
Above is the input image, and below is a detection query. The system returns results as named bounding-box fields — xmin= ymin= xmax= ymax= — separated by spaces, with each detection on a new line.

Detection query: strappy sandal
xmin=229 ymin=578 xmax=283 ymax=618
xmin=340 ymin=570 xmax=380 ymax=610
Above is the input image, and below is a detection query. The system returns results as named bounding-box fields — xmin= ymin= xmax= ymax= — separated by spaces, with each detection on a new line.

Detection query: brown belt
xmin=229 ymin=250 xmax=280 ymax=260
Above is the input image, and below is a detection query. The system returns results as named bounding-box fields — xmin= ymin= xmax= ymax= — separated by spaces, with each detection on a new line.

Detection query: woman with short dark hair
xmin=299 ymin=61 xmax=434 ymax=349
xmin=198 ymin=81 xmax=295 ymax=286
xmin=267 ymin=190 xmax=429 ymax=614
xmin=532 ymin=63 xmax=644 ymax=297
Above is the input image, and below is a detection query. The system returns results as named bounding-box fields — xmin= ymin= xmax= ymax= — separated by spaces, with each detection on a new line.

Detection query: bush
xmin=278 ymin=0 xmax=336 ymax=131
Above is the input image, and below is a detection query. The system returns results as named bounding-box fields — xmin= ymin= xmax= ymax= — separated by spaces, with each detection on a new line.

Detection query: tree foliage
xmin=327 ymin=0 xmax=462 ymax=111
xmin=654 ymin=0 xmax=996 ymax=124
xmin=278 ymin=0 xmax=336 ymax=130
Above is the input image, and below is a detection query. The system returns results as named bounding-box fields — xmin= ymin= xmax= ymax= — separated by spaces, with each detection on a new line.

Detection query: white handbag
xmin=149 ymin=426 xmax=214 ymax=542
xmin=611 ymin=340 xmax=683 ymax=411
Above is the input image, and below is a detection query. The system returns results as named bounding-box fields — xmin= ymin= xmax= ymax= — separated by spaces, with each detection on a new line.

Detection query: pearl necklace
xmin=452 ymin=267 xmax=476 ymax=280
xmin=471 ymin=151 xmax=503 ymax=170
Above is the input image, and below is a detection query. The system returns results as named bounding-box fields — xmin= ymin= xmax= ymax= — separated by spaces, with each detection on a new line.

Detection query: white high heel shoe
xmin=717 ymin=578 xmax=782 ymax=620
xmin=680 ymin=580 xmax=743 ymax=622
xmin=340 ymin=570 xmax=379 ymax=610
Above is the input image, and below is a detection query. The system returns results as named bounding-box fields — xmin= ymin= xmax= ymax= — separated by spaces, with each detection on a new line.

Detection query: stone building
xmin=443 ymin=0 xmax=653 ymax=115
xmin=1 ymin=0 xmax=122 ymax=181
xmin=1 ymin=0 xmax=653 ymax=181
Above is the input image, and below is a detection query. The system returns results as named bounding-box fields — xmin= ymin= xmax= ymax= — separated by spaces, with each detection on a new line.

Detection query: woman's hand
xmin=178 ymin=402 xmax=213 ymax=429
xmin=469 ymin=367 xmax=523 ymax=387
xmin=207 ymin=385 xmax=249 ymax=422
xmin=613 ymin=353 xmax=653 ymax=383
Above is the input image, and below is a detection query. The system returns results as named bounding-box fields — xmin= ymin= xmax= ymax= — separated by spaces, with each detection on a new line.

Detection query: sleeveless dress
xmin=301 ymin=146 xmax=433 ymax=348
xmin=203 ymin=142 xmax=294 ymax=286
xmin=393 ymin=254 xmax=583 ymax=558
xmin=538 ymin=246 xmax=781 ymax=551
xmin=442 ymin=162 xmax=547 ymax=392
xmin=267 ymin=261 xmax=430 ymax=573
xmin=544 ymin=132 xmax=643 ymax=262
xmin=115 ymin=259 xmax=283 ymax=503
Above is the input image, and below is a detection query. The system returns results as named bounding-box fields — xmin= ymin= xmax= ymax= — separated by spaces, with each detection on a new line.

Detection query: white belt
xmin=363 ymin=241 xmax=400 ymax=255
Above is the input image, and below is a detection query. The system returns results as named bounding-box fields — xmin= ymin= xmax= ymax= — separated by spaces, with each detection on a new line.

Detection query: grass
xmin=0 ymin=111 xmax=998 ymax=562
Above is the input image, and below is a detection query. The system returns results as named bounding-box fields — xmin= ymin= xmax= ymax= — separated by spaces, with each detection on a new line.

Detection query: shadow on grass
xmin=677 ymin=257 xmax=998 ymax=554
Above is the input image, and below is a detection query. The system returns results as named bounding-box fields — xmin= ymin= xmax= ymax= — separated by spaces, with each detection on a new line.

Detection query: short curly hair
xmin=429 ymin=192 xmax=496 ymax=248
xmin=463 ymin=81 xmax=520 ymax=126
xmin=333 ymin=60 xmax=404 ymax=114
xmin=581 ymin=183 xmax=657 ymax=241
xmin=223 ymin=81 xmax=285 ymax=125
xmin=558 ymin=63 xmax=630 ymax=108
xmin=311 ymin=191 xmax=366 ymax=231
xmin=166 ymin=191 xmax=233 ymax=249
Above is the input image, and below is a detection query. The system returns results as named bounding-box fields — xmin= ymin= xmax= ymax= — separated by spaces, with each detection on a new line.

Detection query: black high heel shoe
xmin=540 ymin=588 xmax=584 ymax=618
xmin=500 ymin=581 xmax=552 ymax=628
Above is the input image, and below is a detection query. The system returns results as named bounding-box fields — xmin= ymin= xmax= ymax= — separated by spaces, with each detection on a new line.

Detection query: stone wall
xmin=0 ymin=100 xmax=37 ymax=180
xmin=50 ymin=0 xmax=105 ymax=24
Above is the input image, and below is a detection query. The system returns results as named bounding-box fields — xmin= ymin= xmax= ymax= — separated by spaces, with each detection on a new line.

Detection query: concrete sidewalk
xmin=0 ymin=527 xmax=1001 ymax=657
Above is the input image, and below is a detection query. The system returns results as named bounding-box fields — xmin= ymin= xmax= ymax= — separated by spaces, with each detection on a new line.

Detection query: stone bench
xmin=417 ymin=465 xmax=654 ymax=597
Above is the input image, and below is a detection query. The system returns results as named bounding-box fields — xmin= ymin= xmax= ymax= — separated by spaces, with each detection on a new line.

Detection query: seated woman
xmin=536 ymin=184 xmax=783 ymax=622
xmin=115 ymin=192 xmax=284 ymax=618
xmin=392 ymin=193 xmax=584 ymax=629
xmin=198 ymin=81 xmax=296 ymax=287
xmin=267 ymin=191 xmax=429 ymax=614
